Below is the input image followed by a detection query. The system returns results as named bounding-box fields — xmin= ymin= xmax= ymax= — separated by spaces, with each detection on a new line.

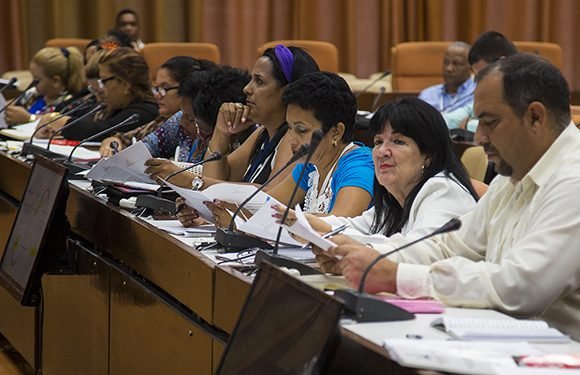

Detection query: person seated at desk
xmin=419 ymin=42 xmax=474 ymax=115
xmin=275 ymin=97 xmax=477 ymax=244
xmin=37 ymin=47 xmax=158 ymax=141
xmin=322 ymin=54 xmax=580 ymax=341
xmin=5 ymin=46 xmax=85 ymax=126
xmin=263 ymin=72 xmax=374 ymax=217
xmin=144 ymin=66 xmax=255 ymax=185
xmin=445 ymin=31 xmax=518 ymax=132
xmin=200 ymin=45 xmax=320 ymax=187
xmin=99 ymin=56 xmax=216 ymax=157
xmin=115 ymin=8 xmax=145 ymax=51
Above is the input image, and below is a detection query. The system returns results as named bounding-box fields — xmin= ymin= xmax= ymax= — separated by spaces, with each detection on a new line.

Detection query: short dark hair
xmin=477 ymin=53 xmax=571 ymax=133
xmin=116 ymin=8 xmax=139 ymax=26
xmin=104 ymin=29 xmax=133 ymax=48
xmin=261 ymin=46 xmax=320 ymax=86
xmin=282 ymin=72 xmax=356 ymax=142
xmin=468 ymin=31 xmax=518 ymax=65
xmin=180 ymin=66 xmax=251 ymax=128
xmin=369 ymin=97 xmax=478 ymax=235
xmin=161 ymin=56 xmax=217 ymax=83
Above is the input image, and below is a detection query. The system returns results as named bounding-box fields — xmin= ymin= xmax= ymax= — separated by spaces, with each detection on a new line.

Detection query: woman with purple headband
xmin=200 ymin=45 xmax=320 ymax=187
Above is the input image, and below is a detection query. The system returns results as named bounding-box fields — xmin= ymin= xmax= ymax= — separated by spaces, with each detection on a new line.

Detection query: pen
xmin=322 ymin=223 xmax=350 ymax=239
xmin=174 ymin=145 xmax=180 ymax=162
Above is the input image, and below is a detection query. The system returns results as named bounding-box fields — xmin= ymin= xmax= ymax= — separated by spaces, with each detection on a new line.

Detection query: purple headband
xmin=274 ymin=44 xmax=294 ymax=83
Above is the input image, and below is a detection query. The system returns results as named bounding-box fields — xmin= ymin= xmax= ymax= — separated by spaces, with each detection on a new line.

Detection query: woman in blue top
xmin=268 ymin=72 xmax=374 ymax=216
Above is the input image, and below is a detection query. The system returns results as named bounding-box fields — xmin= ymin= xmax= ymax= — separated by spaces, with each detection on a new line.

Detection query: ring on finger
xmin=235 ymin=103 xmax=244 ymax=110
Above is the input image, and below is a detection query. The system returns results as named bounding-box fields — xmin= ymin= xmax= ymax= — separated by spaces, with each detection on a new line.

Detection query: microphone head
xmin=434 ymin=218 xmax=461 ymax=235
xmin=208 ymin=151 xmax=222 ymax=161
xmin=307 ymin=129 xmax=325 ymax=158
xmin=128 ymin=113 xmax=140 ymax=122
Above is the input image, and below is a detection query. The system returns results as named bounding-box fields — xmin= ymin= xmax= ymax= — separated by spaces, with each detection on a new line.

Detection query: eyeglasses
xmin=151 ymin=86 xmax=179 ymax=97
xmin=97 ymin=76 xmax=116 ymax=90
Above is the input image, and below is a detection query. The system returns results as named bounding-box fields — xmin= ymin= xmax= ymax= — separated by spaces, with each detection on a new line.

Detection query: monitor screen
xmin=0 ymin=155 xmax=68 ymax=306
xmin=216 ymin=262 xmax=342 ymax=375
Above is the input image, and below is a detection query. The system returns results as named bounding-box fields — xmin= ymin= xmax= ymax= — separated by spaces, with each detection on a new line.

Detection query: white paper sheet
xmin=285 ymin=205 xmax=336 ymax=251
xmin=0 ymin=119 xmax=39 ymax=140
xmin=86 ymin=141 xmax=152 ymax=183
xmin=237 ymin=201 xmax=302 ymax=246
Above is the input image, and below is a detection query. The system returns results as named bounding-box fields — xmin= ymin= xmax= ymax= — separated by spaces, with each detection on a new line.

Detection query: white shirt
xmin=322 ymin=172 xmax=476 ymax=245
xmin=379 ymin=124 xmax=580 ymax=340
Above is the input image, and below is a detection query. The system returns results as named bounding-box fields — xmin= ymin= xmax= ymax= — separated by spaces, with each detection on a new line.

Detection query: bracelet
xmin=29 ymin=114 xmax=37 ymax=122
xmin=207 ymin=142 xmax=230 ymax=157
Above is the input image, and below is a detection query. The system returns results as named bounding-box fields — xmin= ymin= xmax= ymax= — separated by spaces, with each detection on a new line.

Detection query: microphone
xmin=214 ymin=143 xmax=311 ymax=252
xmin=333 ymin=218 xmax=462 ymax=323
xmin=134 ymin=152 xmax=223 ymax=214
xmin=354 ymin=71 xmax=390 ymax=98
xmin=358 ymin=218 xmax=461 ymax=293
xmin=0 ymin=80 xmax=39 ymax=114
xmin=26 ymin=97 xmax=97 ymax=145
xmin=272 ymin=129 xmax=325 ymax=254
xmin=67 ymin=113 xmax=141 ymax=163
xmin=0 ymin=77 xmax=17 ymax=94
xmin=63 ymin=114 xmax=140 ymax=177
xmin=46 ymin=102 xmax=106 ymax=150
xmin=370 ymin=86 xmax=386 ymax=113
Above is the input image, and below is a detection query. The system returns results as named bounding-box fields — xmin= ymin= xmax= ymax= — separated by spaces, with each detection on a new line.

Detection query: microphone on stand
xmin=64 ymin=114 xmax=140 ymax=176
xmin=0 ymin=80 xmax=39 ymax=114
xmin=370 ymin=86 xmax=386 ymax=113
xmin=214 ymin=143 xmax=311 ymax=252
xmin=354 ymin=71 xmax=390 ymax=98
xmin=134 ymin=151 xmax=223 ymax=214
xmin=46 ymin=102 xmax=106 ymax=150
xmin=272 ymin=129 xmax=325 ymax=254
xmin=0 ymin=77 xmax=18 ymax=94
xmin=333 ymin=218 xmax=462 ymax=323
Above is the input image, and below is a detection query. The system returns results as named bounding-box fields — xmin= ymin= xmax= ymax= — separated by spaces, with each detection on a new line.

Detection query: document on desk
xmin=86 ymin=141 xmax=153 ymax=183
xmin=237 ymin=202 xmax=302 ymax=246
xmin=384 ymin=339 xmax=541 ymax=375
xmin=0 ymin=119 xmax=39 ymax=140
xmin=285 ymin=205 xmax=336 ymax=251
xmin=431 ymin=316 xmax=570 ymax=343
xmin=164 ymin=182 xmax=275 ymax=224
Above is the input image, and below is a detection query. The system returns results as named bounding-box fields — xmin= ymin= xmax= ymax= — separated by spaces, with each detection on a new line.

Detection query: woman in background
xmin=5 ymin=46 xmax=85 ymax=126
xmin=99 ymin=57 xmax=215 ymax=157
xmin=38 ymin=47 xmax=158 ymax=141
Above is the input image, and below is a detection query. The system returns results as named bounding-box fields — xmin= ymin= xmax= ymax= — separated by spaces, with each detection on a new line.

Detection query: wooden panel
xmin=212 ymin=266 xmax=251 ymax=334
xmin=0 ymin=154 xmax=29 ymax=201
xmin=109 ymin=271 xmax=212 ymax=375
xmin=0 ymin=288 xmax=36 ymax=370
xmin=66 ymin=185 xmax=215 ymax=322
xmin=41 ymin=242 xmax=109 ymax=375
xmin=212 ymin=339 xmax=225 ymax=374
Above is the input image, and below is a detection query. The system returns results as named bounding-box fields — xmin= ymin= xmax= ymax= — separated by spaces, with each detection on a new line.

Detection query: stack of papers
xmin=0 ymin=119 xmax=39 ymax=140
xmin=86 ymin=141 xmax=152 ymax=183
xmin=431 ymin=317 xmax=570 ymax=343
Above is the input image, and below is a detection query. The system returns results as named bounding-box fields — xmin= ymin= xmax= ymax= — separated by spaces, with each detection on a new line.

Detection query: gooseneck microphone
xmin=0 ymin=80 xmax=39 ymax=114
xmin=332 ymin=218 xmax=462 ymax=323
xmin=67 ymin=113 xmax=140 ymax=163
xmin=214 ymin=143 xmax=311 ymax=252
xmin=46 ymin=102 xmax=106 ymax=150
xmin=272 ymin=129 xmax=325 ymax=254
xmin=354 ymin=71 xmax=390 ymax=98
xmin=0 ymin=77 xmax=17 ymax=94
xmin=358 ymin=218 xmax=462 ymax=293
xmin=26 ymin=96 xmax=97 ymax=145
xmin=133 ymin=151 xmax=223 ymax=214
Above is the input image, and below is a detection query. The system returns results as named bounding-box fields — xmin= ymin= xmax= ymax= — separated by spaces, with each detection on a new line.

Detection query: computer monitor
xmin=216 ymin=262 xmax=343 ymax=375
xmin=0 ymin=155 xmax=69 ymax=306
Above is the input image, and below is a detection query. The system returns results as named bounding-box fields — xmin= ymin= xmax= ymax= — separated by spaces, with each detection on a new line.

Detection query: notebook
xmin=431 ymin=316 xmax=570 ymax=343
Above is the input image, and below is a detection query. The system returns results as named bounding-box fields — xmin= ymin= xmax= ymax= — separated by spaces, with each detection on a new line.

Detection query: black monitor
xmin=0 ymin=155 xmax=69 ymax=306
xmin=216 ymin=262 xmax=343 ymax=375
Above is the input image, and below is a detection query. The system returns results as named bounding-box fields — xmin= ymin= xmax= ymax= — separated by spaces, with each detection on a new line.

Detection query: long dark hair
xmin=369 ymin=97 xmax=478 ymax=235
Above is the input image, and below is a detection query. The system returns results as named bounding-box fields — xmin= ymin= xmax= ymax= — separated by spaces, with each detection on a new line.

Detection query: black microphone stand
xmin=214 ymin=144 xmax=311 ymax=253
xmin=333 ymin=218 xmax=462 ymax=323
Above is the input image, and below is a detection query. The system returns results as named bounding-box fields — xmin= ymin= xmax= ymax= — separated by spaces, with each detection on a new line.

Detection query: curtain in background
xmin=2 ymin=0 xmax=580 ymax=90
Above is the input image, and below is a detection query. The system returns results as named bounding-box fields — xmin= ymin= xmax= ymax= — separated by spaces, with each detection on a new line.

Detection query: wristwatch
xmin=191 ymin=176 xmax=204 ymax=191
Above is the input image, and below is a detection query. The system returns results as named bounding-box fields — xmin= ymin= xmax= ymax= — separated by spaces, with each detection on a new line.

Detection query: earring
xmin=421 ymin=164 xmax=425 ymax=174
xmin=332 ymin=139 xmax=338 ymax=147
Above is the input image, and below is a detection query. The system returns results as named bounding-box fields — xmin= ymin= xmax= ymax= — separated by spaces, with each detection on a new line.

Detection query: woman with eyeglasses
xmin=5 ymin=46 xmax=85 ymax=126
xmin=99 ymin=56 xmax=215 ymax=157
xmin=37 ymin=47 xmax=158 ymax=141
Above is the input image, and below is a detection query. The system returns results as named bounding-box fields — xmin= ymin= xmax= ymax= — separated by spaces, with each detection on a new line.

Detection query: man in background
xmin=419 ymin=42 xmax=474 ymax=114
xmin=116 ymin=8 xmax=145 ymax=51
